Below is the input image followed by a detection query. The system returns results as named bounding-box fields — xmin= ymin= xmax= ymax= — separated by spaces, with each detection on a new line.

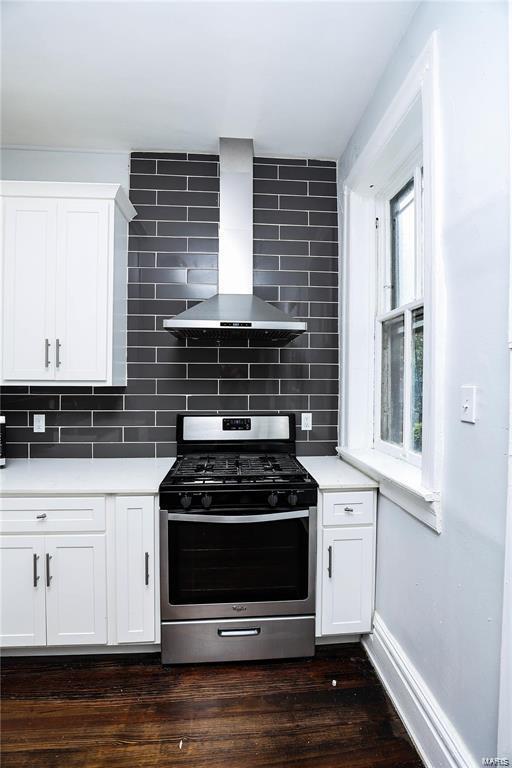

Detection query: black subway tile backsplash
xmin=1 ymin=152 xmax=338 ymax=457
xmin=279 ymin=164 xmax=336 ymax=182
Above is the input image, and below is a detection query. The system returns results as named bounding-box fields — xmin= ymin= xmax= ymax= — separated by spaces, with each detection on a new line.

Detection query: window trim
xmin=339 ymin=33 xmax=443 ymax=533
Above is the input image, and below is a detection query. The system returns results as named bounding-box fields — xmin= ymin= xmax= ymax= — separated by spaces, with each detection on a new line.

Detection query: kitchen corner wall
xmin=1 ymin=152 xmax=339 ymax=458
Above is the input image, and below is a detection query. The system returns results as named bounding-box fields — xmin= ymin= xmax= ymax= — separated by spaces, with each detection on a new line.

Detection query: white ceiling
xmin=1 ymin=1 xmax=418 ymax=160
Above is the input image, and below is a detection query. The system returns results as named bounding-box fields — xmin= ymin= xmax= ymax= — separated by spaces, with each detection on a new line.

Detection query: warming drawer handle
xmin=218 ymin=628 xmax=261 ymax=638
xmin=166 ymin=510 xmax=309 ymax=524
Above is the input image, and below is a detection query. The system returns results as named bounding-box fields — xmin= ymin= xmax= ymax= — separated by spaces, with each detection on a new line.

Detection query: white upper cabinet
xmin=0 ymin=181 xmax=135 ymax=386
xmin=2 ymin=197 xmax=57 ymax=381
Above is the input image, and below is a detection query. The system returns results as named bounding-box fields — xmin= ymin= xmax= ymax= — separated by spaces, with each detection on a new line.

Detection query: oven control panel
xmin=222 ymin=418 xmax=251 ymax=431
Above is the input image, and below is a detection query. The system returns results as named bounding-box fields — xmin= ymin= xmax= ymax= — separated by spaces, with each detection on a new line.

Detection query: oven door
xmin=160 ymin=507 xmax=316 ymax=621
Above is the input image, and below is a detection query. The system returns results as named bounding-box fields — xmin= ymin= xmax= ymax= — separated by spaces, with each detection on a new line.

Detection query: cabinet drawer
xmin=0 ymin=497 xmax=106 ymax=533
xmin=322 ymin=491 xmax=374 ymax=526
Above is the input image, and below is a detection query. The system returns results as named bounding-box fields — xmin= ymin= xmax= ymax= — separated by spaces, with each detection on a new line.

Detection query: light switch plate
xmin=301 ymin=413 xmax=312 ymax=431
xmin=460 ymin=386 xmax=477 ymax=424
xmin=33 ymin=414 xmax=45 ymax=433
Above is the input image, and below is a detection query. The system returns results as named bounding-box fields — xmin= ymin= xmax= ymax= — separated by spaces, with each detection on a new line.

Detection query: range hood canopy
xmin=163 ymin=293 xmax=306 ymax=342
xmin=163 ymin=137 xmax=307 ymax=345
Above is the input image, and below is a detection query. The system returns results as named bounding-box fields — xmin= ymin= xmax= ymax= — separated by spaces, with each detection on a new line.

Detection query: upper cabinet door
xmin=55 ymin=200 xmax=110 ymax=381
xmin=2 ymin=198 xmax=57 ymax=381
xmin=0 ymin=535 xmax=46 ymax=647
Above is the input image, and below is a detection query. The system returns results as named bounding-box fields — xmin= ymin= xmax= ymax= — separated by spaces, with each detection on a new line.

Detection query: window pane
xmin=411 ymin=306 xmax=424 ymax=452
xmin=390 ymin=179 xmax=415 ymax=309
xmin=381 ymin=315 xmax=404 ymax=445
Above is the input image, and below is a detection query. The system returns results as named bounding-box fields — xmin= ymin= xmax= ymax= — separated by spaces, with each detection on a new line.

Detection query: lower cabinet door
xmin=0 ymin=536 xmax=46 ymax=647
xmin=114 ymin=496 xmax=155 ymax=643
xmin=321 ymin=527 xmax=374 ymax=635
xmin=45 ymin=534 xmax=107 ymax=646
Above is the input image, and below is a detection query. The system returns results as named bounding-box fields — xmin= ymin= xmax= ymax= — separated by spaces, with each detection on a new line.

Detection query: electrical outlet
xmin=301 ymin=413 xmax=312 ymax=431
xmin=33 ymin=414 xmax=45 ymax=433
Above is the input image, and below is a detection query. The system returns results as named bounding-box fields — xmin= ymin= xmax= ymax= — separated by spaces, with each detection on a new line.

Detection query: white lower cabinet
xmin=321 ymin=526 xmax=374 ymax=635
xmin=0 ymin=533 xmax=107 ymax=647
xmin=317 ymin=489 xmax=376 ymax=638
xmin=114 ymin=497 xmax=155 ymax=644
xmin=0 ymin=494 xmax=157 ymax=650
xmin=0 ymin=536 xmax=46 ymax=647
xmin=45 ymin=535 xmax=107 ymax=646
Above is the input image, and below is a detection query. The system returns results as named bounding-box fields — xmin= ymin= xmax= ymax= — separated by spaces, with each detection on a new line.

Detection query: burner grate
xmin=170 ymin=453 xmax=308 ymax=484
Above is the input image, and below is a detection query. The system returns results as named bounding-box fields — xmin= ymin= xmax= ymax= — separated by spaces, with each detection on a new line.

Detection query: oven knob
xmin=288 ymin=491 xmax=298 ymax=507
xmin=201 ymin=493 xmax=212 ymax=509
xmin=180 ymin=493 xmax=192 ymax=510
xmin=268 ymin=491 xmax=279 ymax=508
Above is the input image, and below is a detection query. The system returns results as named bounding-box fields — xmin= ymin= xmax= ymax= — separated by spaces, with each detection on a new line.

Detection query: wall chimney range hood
xmin=163 ymin=138 xmax=307 ymax=344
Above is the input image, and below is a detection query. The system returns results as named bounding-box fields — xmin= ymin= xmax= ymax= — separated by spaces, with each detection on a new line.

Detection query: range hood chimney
xmin=163 ymin=137 xmax=307 ymax=343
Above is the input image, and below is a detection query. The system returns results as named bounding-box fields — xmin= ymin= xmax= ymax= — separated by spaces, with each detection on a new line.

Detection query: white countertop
xmin=0 ymin=458 xmax=174 ymax=496
xmin=298 ymin=456 xmax=378 ymax=491
xmin=0 ymin=455 xmax=376 ymax=496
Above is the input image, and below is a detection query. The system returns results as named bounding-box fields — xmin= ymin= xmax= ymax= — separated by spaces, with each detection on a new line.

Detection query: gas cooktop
xmin=162 ymin=452 xmax=312 ymax=487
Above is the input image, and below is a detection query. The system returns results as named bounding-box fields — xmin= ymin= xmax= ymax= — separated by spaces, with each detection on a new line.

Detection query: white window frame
xmin=374 ymin=157 xmax=424 ymax=468
xmin=338 ymin=33 xmax=444 ymax=532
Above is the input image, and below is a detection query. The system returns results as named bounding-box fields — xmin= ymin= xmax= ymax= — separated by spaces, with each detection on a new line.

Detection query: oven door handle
xmin=166 ymin=509 xmax=309 ymax=524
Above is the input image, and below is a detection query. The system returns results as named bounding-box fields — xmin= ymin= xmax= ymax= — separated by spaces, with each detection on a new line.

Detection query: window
xmin=339 ymin=33 xmax=442 ymax=531
xmin=375 ymin=169 xmax=424 ymax=466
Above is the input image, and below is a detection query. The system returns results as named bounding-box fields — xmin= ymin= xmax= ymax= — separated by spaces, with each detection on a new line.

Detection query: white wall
xmin=340 ymin=2 xmax=509 ymax=763
xmin=0 ymin=147 xmax=130 ymax=191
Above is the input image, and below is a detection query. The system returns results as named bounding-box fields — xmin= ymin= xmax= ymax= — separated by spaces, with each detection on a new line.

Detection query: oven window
xmin=168 ymin=517 xmax=309 ymax=605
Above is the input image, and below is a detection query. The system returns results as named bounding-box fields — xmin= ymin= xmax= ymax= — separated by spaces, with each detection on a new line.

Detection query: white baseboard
xmin=363 ymin=613 xmax=477 ymax=768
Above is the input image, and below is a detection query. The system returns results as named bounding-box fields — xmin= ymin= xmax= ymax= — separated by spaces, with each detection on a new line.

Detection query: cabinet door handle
xmin=144 ymin=552 xmax=150 ymax=586
xmin=33 ymin=554 xmax=40 ymax=587
xmin=56 ymin=338 xmax=62 ymax=368
xmin=44 ymin=338 xmax=51 ymax=368
xmin=327 ymin=545 xmax=333 ymax=578
xmin=36 ymin=513 xmax=47 ymax=520
xmin=46 ymin=553 xmax=52 ymax=587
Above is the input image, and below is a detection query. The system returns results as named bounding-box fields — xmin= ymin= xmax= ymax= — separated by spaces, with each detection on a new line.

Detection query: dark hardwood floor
xmin=1 ymin=644 xmax=423 ymax=768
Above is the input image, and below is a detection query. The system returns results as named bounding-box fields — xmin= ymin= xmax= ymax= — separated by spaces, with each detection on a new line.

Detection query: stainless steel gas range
xmin=159 ymin=413 xmax=318 ymax=664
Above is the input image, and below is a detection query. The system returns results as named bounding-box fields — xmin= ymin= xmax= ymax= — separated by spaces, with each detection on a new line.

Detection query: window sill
xmin=336 ymin=447 xmax=441 ymax=533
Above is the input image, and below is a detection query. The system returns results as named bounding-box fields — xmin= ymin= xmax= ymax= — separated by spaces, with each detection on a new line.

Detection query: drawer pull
xmin=33 ymin=554 xmax=40 ymax=587
xmin=36 ymin=513 xmax=47 ymax=520
xmin=218 ymin=628 xmax=261 ymax=638
xmin=344 ymin=506 xmax=354 ymax=512
xmin=327 ymin=545 xmax=333 ymax=578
